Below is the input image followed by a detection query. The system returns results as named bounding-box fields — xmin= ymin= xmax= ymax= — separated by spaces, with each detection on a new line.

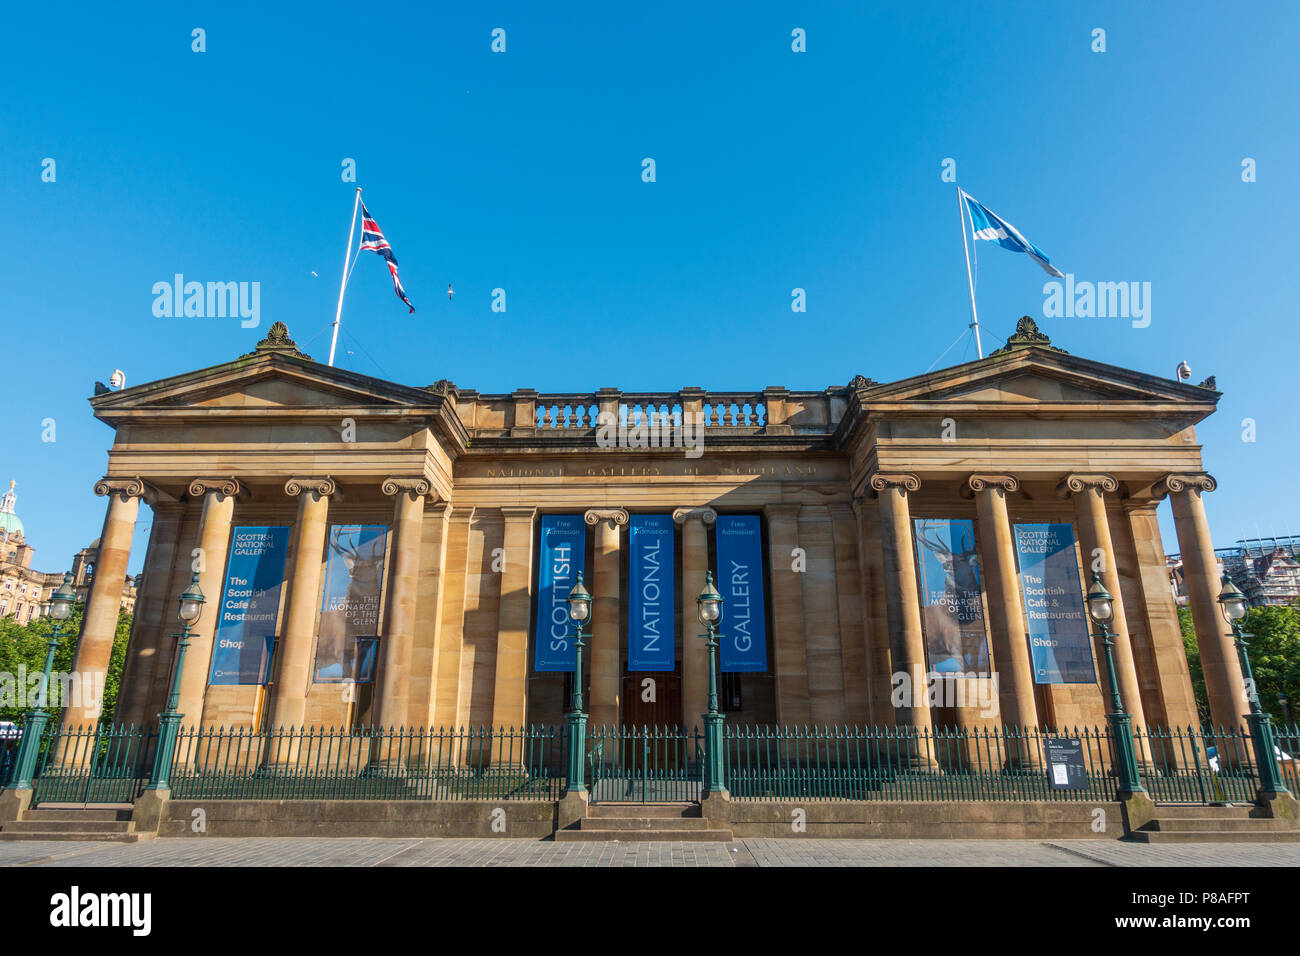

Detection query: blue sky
xmin=3 ymin=1 xmax=1297 ymax=574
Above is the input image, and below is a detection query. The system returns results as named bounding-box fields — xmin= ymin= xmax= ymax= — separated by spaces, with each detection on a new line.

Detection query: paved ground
xmin=3 ymin=837 xmax=1300 ymax=867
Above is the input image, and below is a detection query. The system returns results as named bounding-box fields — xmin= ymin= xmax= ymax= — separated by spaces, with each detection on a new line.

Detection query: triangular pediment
xmin=863 ymin=347 xmax=1220 ymax=407
xmin=91 ymin=352 xmax=442 ymax=413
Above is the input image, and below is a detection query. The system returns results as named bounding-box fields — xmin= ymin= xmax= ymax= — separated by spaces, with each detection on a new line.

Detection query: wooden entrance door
xmin=621 ymin=673 xmax=681 ymax=729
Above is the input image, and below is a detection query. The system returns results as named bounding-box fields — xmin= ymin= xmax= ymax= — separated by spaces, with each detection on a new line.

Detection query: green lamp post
xmin=6 ymin=573 xmax=77 ymax=791
xmin=697 ymin=571 xmax=726 ymax=794
xmin=146 ymin=573 xmax=205 ymax=791
xmin=1218 ymin=575 xmax=1290 ymax=796
xmin=1086 ymin=572 xmax=1145 ymax=795
xmin=563 ymin=573 xmax=592 ymax=794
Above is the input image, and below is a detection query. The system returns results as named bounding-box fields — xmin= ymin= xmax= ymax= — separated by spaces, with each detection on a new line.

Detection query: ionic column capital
xmin=1056 ymin=473 xmax=1118 ymax=498
xmin=869 ymin=472 xmax=921 ymax=493
xmin=584 ymin=508 xmax=629 ymax=530
xmin=187 ymin=477 xmax=243 ymax=499
xmin=1153 ymin=472 xmax=1217 ymax=498
xmin=93 ymin=476 xmax=150 ymax=503
xmin=965 ymin=474 xmax=1020 ymax=495
xmin=284 ymin=476 xmax=337 ymax=498
xmin=672 ymin=506 xmax=717 ymax=526
xmin=381 ymin=477 xmax=432 ymax=501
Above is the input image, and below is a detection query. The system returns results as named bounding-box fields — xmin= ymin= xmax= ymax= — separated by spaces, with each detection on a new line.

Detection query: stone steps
xmin=558 ymin=802 xmax=732 ymax=841
xmin=554 ymin=828 xmax=734 ymax=842
xmin=1130 ymin=830 xmax=1300 ymax=844
xmin=0 ymin=806 xmax=142 ymax=842
xmin=1129 ymin=805 xmax=1300 ymax=843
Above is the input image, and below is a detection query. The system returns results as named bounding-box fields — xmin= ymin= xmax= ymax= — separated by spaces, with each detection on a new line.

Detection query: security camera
xmin=1175 ymin=361 xmax=1191 ymax=382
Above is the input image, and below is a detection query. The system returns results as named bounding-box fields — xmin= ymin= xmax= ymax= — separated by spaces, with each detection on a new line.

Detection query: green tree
xmin=0 ymin=605 xmax=133 ymax=724
xmin=1178 ymin=603 xmax=1300 ymax=728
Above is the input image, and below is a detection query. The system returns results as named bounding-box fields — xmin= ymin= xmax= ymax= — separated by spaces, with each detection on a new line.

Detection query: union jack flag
xmin=358 ymin=200 xmax=415 ymax=313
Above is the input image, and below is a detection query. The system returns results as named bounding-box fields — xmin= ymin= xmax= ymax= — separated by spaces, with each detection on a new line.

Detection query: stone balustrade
xmin=453 ymin=387 xmax=846 ymax=437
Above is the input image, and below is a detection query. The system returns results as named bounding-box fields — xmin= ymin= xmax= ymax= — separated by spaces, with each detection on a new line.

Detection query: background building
xmin=0 ymin=480 xmax=137 ymax=621
xmin=1168 ymin=535 xmax=1300 ymax=608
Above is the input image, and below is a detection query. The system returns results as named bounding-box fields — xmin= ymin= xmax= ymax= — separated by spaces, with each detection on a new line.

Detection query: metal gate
xmin=30 ymin=723 xmax=157 ymax=806
xmin=588 ymin=725 xmax=703 ymax=803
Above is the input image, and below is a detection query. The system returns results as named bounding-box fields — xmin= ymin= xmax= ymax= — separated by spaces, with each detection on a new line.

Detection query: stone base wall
xmin=159 ymin=800 xmax=555 ymax=838
xmin=717 ymin=800 xmax=1125 ymax=839
xmin=152 ymin=797 xmax=1123 ymax=839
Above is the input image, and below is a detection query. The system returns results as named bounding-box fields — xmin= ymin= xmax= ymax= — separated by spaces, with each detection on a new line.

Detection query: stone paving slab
xmin=1046 ymin=840 xmax=1300 ymax=867
xmin=2 ymin=837 xmax=1297 ymax=867
xmin=0 ymin=842 xmax=108 ymax=866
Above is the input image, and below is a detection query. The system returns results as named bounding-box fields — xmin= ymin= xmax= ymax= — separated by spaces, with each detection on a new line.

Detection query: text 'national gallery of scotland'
xmin=13 ymin=315 xmax=1293 ymax=843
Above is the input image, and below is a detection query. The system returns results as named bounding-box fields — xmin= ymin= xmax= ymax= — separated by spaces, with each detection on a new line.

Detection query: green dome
xmin=0 ymin=512 xmax=22 ymax=538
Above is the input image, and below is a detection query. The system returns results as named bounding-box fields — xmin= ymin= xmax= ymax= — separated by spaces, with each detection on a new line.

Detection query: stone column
xmin=800 ymin=505 xmax=847 ymax=726
xmin=674 ymin=507 xmax=716 ymax=729
xmin=967 ymin=475 xmax=1039 ymax=733
xmin=61 ymin=477 xmax=148 ymax=730
xmin=1160 ymin=474 xmax=1247 ymax=733
xmin=1060 ymin=474 xmax=1151 ymax=747
xmin=871 ymin=473 xmax=934 ymax=739
xmin=269 ymin=478 xmax=335 ymax=732
xmin=375 ymin=478 xmax=430 ymax=731
xmin=584 ymin=509 xmax=627 ymax=730
xmin=112 ymin=501 xmax=180 ymax=728
xmin=763 ymin=504 xmax=810 ymax=725
xmin=176 ymin=479 xmax=240 ymax=728
xmin=491 ymin=507 xmax=537 ymax=737
xmin=852 ymin=497 xmax=895 ymax=726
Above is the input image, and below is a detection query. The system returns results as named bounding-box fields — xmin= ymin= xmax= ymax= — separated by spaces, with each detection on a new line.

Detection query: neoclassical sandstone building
xmin=65 ymin=318 xmax=1242 ymax=739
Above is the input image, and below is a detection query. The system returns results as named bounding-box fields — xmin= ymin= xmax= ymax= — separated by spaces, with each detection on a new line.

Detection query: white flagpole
xmin=958 ymin=185 xmax=983 ymax=359
xmin=328 ymin=187 xmax=362 ymax=367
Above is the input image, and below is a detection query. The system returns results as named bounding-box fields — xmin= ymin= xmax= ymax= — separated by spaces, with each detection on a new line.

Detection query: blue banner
xmin=313 ymin=524 xmax=388 ymax=683
xmin=208 ymin=526 xmax=289 ymax=685
xmin=628 ymin=515 xmax=675 ymax=671
xmin=533 ymin=514 xmax=587 ymax=672
xmin=714 ymin=515 xmax=767 ymax=673
xmin=1013 ymin=523 xmax=1097 ymax=684
xmin=913 ymin=518 xmax=990 ymax=674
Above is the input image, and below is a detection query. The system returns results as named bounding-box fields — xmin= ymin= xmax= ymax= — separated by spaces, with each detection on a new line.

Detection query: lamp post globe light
xmin=1218 ymin=575 xmax=1290 ymax=796
xmin=563 ymin=572 xmax=591 ymax=794
xmin=146 ymin=573 xmax=205 ymax=791
xmin=6 ymin=573 xmax=77 ymax=792
xmin=697 ymin=571 xmax=726 ymax=794
xmin=1086 ymin=572 xmax=1145 ymax=795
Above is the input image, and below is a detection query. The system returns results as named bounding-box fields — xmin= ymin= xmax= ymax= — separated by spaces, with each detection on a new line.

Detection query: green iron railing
xmin=1137 ymin=723 xmax=1300 ymax=804
xmin=588 ymin=724 xmax=704 ymax=803
xmin=724 ymin=725 xmax=1120 ymax=802
xmin=5 ymin=718 xmax=1294 ymax=807
xmin=26 ymin=722 xmax=158 ymax=805
xmin=166 ymin=724 xmax=565 ymax=801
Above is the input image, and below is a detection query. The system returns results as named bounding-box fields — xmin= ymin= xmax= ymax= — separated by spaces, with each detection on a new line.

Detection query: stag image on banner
xmin=533 ymin=514 xmax=587 ymax=672
xmin=208 ymin=526 xmax=289 ymax=684
xmin=912 ymin=518 xmax=990 ymax=674
xmin=628 ymin=514 xmax=675 ymax=671
xmin=313 ymin=524 xmax=388 ymax=683
xmin=1013 ymin=523 xmax=1096 ymax=684
xmin=714 ymin=515 xmax=767 ymax=672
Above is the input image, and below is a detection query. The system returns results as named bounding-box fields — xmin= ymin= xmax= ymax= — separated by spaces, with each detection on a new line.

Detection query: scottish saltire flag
xmin=359 ymin=201 xmax=415 ymax=313
xmin=961 ymin=191 xmax=1064 ymax=278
